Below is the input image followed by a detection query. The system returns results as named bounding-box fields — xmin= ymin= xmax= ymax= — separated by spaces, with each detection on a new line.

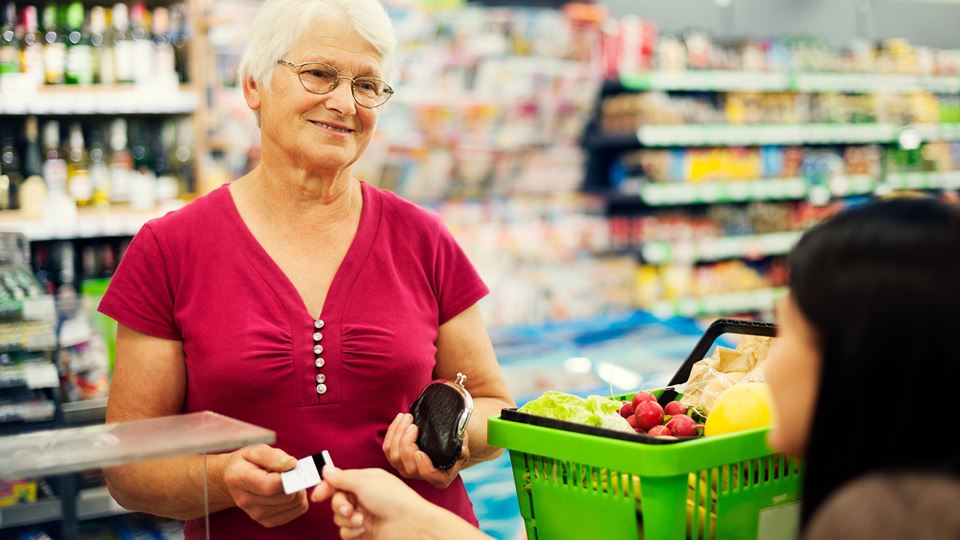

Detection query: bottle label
xmin=0 ymin=44 xmax=19 ymax=73
xmin=97 ymin=47 xmax=115 ymax=85
xmin=23 ymin=45 xmax=44 ymax=81
xmin=42 ymin=158 xmax=68 ymax=191
xmin=109 ymin=164 xmax=131 ymax=202
xmin=69 ymin=172 xmax=92 ymax=202
xmin=43 ymin=43 xmax=66 ymax=83
xmin=133 ymin=40 xmax=153 ymax=83
xmin=114 ymin=41 xmax=134 ymax=83
xmin=90 ymin=163 xmax=110 ymax=205
xmin=66 ymin=44 xmax=94 ymax=84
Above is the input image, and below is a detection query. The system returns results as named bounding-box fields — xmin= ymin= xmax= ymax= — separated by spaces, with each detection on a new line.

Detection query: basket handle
xmin=656 ymin=319 xmax=776 ymax=407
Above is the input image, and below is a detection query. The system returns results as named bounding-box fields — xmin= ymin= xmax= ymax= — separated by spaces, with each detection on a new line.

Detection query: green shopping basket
xmin=488 ymin=319 xmax=802 ymax=540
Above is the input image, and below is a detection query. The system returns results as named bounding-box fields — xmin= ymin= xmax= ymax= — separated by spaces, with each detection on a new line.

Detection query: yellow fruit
xmin=703 ymin=382 xmax=774 ymax=437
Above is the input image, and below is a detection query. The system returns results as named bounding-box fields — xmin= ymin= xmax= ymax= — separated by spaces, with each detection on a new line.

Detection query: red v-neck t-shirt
xmin=98 ymin=182 xmax=489 ymax=539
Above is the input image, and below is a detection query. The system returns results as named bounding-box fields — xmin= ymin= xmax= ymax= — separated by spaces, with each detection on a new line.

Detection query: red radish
xmin=633 ymin=400 xmax=664 ymax=431
xmin=619 ymin=402 xmax=635 ymax=418
xmin=665 ymin=414 xmax=698 ymax=437
xmin=631 ymin=391 xmax=656 ymax=408
xmin=647 ymin=425 xmax=672 ymax=437
xmin=626 ymin=414 xmax=641 ymax=431
xmin=664 ymin=401 xmax=687 ymax=416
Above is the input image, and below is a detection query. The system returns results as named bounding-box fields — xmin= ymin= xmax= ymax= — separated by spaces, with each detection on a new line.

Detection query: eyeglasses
xmin=277 ymin=60 xmax=394 ymax=109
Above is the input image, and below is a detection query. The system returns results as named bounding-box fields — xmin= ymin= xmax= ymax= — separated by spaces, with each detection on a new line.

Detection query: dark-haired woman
xmin=766 ymin=197 xmax=960 ymax=539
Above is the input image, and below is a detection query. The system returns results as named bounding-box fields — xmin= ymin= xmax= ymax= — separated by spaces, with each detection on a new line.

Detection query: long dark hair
xmin=788 ymin=197 xmax=960 ymax=529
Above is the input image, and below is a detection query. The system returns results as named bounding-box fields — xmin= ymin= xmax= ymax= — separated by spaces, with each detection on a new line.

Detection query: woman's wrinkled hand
xmin=381 ymin=413 xmax=468 ymax=489
xmin=221 ymin=444 xmax=308 ymax=528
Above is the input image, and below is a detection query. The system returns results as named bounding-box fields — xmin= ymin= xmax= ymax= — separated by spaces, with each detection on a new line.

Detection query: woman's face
xmin=765 ymin=294 xmax=822 ymax=457
xmin=248 ymin=17 xmax=385 ymax=176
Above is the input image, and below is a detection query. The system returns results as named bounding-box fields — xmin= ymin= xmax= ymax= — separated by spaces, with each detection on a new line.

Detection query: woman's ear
xmin=243 ymin=75 xmax=262 ymax=111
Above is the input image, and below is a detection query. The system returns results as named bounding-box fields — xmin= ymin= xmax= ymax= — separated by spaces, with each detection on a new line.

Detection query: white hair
xmin=237 ymin=0 xmax=397 ymax=88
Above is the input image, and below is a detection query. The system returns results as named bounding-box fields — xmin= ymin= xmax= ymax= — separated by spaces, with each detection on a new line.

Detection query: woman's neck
xmin=232 ymin=158 xmax=360 ymax=231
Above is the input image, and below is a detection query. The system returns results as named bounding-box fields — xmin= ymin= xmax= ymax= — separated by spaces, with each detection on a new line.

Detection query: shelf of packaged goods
xmin=0 ymin=400 xmax=57 ymax=425
xmin=0 ymin=202 xmax=185 ymax=241
xmin=886 ymin=170 xmax=960 ymax=191
xmin=651 ymin=287 xmax=786 ymax=319
xmin=0 ymin=487 xmax=129 ymax=529
xmin=0 ymin=84 xmax=199 ymax=115
xmin=641 ymin=231 xmax=803 ymax=265
xmin=0 ymin=362 xmax=59 ymax=391
xmin=618 ymin=71 xmax=960 ymax=94
xmin=61 ymin=398 xmax=108 ymax=425
xmin=0 ymin=320 xmax=57 ymax=353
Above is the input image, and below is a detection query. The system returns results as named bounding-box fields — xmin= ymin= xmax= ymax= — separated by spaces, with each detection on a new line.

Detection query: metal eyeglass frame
xmin=276 ymin=59 xmax=394 ymax=108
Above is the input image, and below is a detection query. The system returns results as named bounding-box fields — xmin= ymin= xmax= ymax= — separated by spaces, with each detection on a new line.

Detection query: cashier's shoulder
xmin=804 ymin=470 xmax=960 ymax=540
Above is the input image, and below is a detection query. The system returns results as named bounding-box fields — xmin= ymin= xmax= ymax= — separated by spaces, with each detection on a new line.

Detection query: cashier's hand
xmin=311 ymin=466 xmax=433 ymax=540
xmin=221 ymin=444 xmax=309 ymax=528
xmin=382 ymin=413 xmax=468 ymax=489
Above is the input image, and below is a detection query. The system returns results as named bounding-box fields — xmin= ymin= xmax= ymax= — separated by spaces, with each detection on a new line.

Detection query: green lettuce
xmin=519 ymin=391 xmax=633 ymax=433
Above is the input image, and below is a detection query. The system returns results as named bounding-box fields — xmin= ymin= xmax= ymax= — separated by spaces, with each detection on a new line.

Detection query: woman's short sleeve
xmin=434 ymin=223 xmax=489 ymax=325
xmin=98 ymin=223 xmax=181 ymax=340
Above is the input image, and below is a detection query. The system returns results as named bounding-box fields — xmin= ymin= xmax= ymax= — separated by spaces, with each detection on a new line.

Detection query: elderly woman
xmin=97 ymin=0 xmax=513 ymax=538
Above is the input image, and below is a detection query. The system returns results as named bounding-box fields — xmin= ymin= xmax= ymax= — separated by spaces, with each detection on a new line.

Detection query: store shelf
xmin=0 ymin=496 xmax=61 ymax=528
xmin=636 ymin=177 xmax=810 ymax=205
xmin=886 ymin=170 xmax=960 ymax=190
xmin=618 ymin=70 xmax=960 ymax=94
xmin=0 ymin=202 xmax=185 ymax=241
xmin=913 ymin=123 xmax=960 ymax=142
xmin=0 ymin=84 xmax=200 ymax=115
xmin=77 ymin=486 xmax=131 ymax=521
xmin=641 ymin=231 xmax=803 ymax=264
xmin=620 ymin=71 xmax=790 ymax=92
xmin=587 ymin=123 xmax=960 ymax=148
xmin=0 ymin=487 xmax=129 ymax=529
xmin=792 ymin=73 xmax=960 ymax=94
xmin=635 ymin=123 xmax=903 ymax=147
xmin=61 ymin=398 xmax=108 ymax=425
xmin=651 ymin=287 xmax=786 ymax=318
xmin=605 ymin=174 xmax=877 ymax=210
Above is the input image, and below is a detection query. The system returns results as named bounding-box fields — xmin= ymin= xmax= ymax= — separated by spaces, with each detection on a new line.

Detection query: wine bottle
xmin=64 ymin=1 xmax=94 ymax=84
xmin=41 ymin=3 xmax=66 ymax=84
xmin=0 ymin=2 xmax=20 ymax=75
xmin=66 ymin=122 xmax=92 ymax=204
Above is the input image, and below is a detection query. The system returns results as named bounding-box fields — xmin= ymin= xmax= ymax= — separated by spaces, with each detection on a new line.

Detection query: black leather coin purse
xmin=408 ymin=372 xmax=473 ymax=470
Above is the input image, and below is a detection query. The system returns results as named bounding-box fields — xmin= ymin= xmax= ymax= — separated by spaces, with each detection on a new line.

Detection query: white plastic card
xmin=281 ymin=450 xmax=333 ymax=494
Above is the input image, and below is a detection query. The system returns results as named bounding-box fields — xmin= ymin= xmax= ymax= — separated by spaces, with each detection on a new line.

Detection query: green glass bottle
xmin=0 ymin=2 xmax=20 ymax=75
xmin=41 ymin=3 xmax=66 ymax=84
xmin=64 ymin=1 xmax=93 ymax=84
xmin=0 ymin=123 xmax=23 ymax=209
